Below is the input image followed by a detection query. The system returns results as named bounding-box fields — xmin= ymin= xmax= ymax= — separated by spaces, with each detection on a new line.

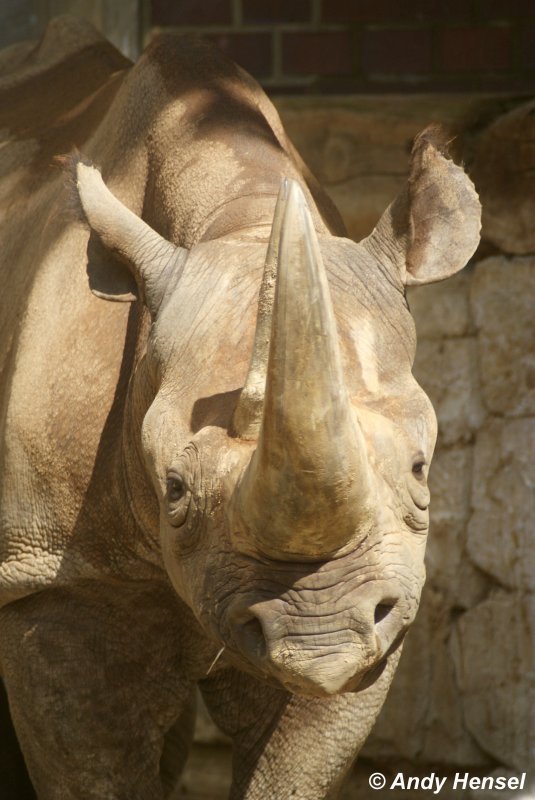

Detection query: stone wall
xmin=176 ymin=95 xmax=534 ymax=799
xmin=364 ymin=257 xmax=534 ymax=774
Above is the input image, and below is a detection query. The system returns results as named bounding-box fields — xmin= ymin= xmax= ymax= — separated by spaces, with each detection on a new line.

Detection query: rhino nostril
xmin=373 ymin=599 xmax=404 ymax=654
xmin=240 ymin=616 xmax=267 ymax=661
xmin=374 ymin=602 xmax=396 ymax=626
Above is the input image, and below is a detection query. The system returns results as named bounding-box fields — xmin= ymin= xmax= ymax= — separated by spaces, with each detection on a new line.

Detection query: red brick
xmin=266 ymin=70 xmax=535 ymax=93
xmin=243 ymin=0 xmax=311 ymax=24
xmin=282 ymin=31 xmax=355 ymax=75
xmin=150 ymin=0 xmax=232 ymax=26
xmin=522 ymin=25 xmax=535 ymax=69
xmin=322 ymin=0 xmax=400 ymax=22
xmin=474 ymin=0 xmax=535 ymax=21
xmin=205 ymin=33 xmax=273 ymax=76
xmin=302 ymin=72 xmax=533 ymax=95
xmin=322 ymin=0 xmax=473 ymax=24
xmin=362 ymin=27 xmax=432 ymax=74
xmin=440 ymin=26 xmax=513 ymax=71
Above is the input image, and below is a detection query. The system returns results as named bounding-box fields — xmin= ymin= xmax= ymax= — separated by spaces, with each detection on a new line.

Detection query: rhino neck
xmin=149 ymin=156 xmax=332 ymax=249
xmin=143 ymin=96 xmax=343 ymax=248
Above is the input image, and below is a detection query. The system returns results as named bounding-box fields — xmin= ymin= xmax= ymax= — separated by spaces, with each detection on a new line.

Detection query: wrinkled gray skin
xmin=0 ymin=19 xmax=481 ymax=800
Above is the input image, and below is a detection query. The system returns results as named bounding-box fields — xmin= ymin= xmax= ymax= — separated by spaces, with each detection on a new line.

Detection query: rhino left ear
xmin=362 ymin=127 xmax=481 ymax=286
xmin=72 ymin=158 xmax=188 ymax=317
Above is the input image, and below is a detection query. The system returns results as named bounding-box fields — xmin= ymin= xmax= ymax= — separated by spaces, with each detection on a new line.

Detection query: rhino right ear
xmin=72 ymin=158 xmax=188 ymax=317
xmin=362 ymin=126 xmax=481 ymax=286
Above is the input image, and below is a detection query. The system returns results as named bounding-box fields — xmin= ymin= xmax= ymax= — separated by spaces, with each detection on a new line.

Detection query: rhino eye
xmin=412 ymin=459 xmax=426 ymax=480
xmin=167 ymin=475 xmax=185 ymax=503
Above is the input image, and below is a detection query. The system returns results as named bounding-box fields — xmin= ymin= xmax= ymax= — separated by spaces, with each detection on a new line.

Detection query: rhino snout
xmin=227 ymin=586 xmax=407 ymax=696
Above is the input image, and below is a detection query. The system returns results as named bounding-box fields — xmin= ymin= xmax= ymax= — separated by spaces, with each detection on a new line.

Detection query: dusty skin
xmin=0 ymin=17 xmax=481 ymax=800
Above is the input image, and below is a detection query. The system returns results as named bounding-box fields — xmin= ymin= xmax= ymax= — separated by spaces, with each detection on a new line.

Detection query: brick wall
xmin=147 ymin=0 xmax=535 ymax=92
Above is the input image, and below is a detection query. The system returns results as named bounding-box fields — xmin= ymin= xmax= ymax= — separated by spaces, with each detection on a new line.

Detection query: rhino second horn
xmin=235 ymin=180 xmax=372 ymax=561
xmin=231 ymin=178 xmax=289 ymax=439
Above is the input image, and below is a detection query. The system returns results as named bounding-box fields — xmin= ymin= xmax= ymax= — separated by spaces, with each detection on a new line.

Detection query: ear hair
xmin=362 ymin=125 xmax=481 ymax=286
xmin=55 ymin=149 xmax=97 ymax=226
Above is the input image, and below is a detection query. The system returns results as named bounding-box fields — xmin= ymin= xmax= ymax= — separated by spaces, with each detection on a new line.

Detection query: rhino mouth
xmin=224 ymin=618 xmax=403 ymax=697
xmin=220 ymin=591 xmax=409 ymax=697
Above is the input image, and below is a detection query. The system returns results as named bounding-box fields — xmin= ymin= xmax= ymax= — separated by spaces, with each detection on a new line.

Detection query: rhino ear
xmin=71 ymin=157 xmax=187 ymax=316
xmin=363 ymin=126 xmax=481 ymax=286
xmin=86 ymin=236 xmax=139 ymax=302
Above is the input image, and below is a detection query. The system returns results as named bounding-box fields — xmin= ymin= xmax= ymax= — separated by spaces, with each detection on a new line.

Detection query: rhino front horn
xmin=234 ymin=179 xmax=372 ymax=560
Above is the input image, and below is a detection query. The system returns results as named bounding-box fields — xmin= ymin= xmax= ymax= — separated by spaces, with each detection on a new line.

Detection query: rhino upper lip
xmin=235 ymin=645 xmax=393 ymax=697
xmin=205 ymin=564 xmax=412 ymax=692
xmin=214 ymin=608 xmax=403 ymax=696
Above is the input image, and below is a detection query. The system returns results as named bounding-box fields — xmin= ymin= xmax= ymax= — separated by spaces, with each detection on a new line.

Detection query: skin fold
xmin=0 ymin=17 xmax=481 ymax=800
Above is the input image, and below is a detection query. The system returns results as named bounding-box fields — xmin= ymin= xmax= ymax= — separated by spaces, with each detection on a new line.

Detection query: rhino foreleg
xmin=0 ymin=583 xmax=197 ymax=800
xmin=200 ymin=656 xmax=400 ymax=800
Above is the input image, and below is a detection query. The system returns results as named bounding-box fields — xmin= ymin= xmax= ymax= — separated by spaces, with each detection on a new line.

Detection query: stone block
xmin=451 ymin=591 xmax=535 ymax=770
xmin=425 ymin=446 xmax=488 ymax=609
xmin=426 ymin=447 xmax=469 ymax=599
xmin=470 ymin=256 xmax=535 ymax=417
xmin=429 ymin=446 xmax=472 ymax=525
xmin=326 ymin=174 xmax=405 ymax=245
xmin=413 ymin=338 xmax=486 ymax=446
xmin=407 ymin=272 xmax=471 ymax=340
xmin=467 ymin=419 xmax=535 ymax=593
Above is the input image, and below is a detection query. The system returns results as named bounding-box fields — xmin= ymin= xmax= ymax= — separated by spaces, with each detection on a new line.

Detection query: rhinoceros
xmin=0 ymin=17 xmax=480 ymax=800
